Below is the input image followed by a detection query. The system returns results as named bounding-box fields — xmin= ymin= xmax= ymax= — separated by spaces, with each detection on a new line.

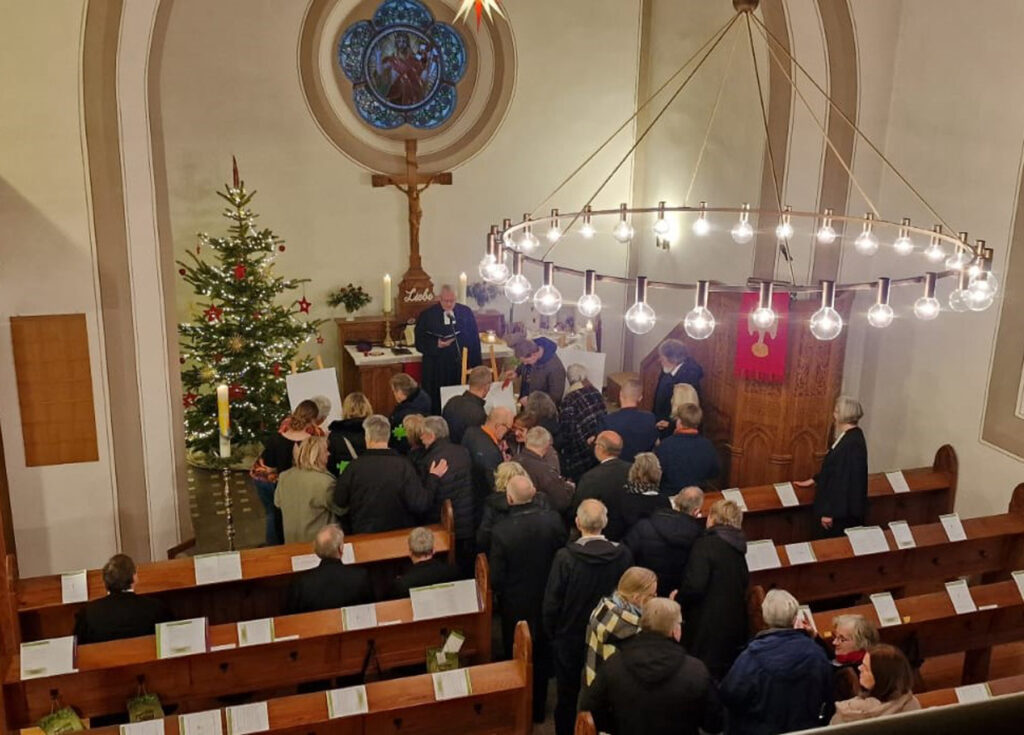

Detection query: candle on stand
xmin=217 ymin=383 xmax=231 ymax=458
xmin=383 ymin=274 xmax=392 ymax=314
xmin=458 ymin=272 xmax=467 ymax=303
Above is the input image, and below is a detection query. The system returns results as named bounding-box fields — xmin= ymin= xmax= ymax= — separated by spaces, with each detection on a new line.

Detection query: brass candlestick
xmin=383 ymin=311 xmax=395 ymax=348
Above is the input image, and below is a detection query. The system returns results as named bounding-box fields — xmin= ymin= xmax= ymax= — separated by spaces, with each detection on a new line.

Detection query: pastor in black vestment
xmin=415 ymin=288 xmax=481 ymax=413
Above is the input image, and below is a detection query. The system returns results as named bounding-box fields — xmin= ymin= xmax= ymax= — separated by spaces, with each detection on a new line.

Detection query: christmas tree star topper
xmin=455 ymin=0 xmax=505 ymax=29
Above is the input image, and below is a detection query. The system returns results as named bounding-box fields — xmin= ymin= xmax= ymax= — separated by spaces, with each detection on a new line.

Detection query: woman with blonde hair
xmin=327 ymin=392 xmax=373 ymax=476
xmin=476 ymin=461 xmax=551 ymax=552
xmin=671 ymin=382 xmax=700 ymax=414
xmin=582 ymin=566 xmax=659 ymax=690
xmin=274 ymin=436 xmax=336 ymax=544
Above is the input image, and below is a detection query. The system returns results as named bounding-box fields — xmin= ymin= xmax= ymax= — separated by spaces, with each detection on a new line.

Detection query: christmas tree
xmin=178 ymin=160 xmax=323 ymax=460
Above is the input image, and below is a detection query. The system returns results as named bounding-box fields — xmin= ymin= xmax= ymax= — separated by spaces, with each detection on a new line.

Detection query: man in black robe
xmin=415 ymin=285 xmax=481 ymax=413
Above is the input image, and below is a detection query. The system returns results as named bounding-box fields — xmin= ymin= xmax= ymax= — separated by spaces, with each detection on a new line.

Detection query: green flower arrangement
xmin=327 ymin=283 xmax=373 ymax=314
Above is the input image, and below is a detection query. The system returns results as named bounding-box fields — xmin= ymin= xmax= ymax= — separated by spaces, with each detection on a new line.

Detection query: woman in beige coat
xmin=830 ymin=644 xmax=921 ymax=724
xmin=274 ymin=436 xmax=336 ymax=544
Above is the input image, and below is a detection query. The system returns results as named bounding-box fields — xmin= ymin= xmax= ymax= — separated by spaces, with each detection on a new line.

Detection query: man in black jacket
xmin=652 ymin=338 xmax=703 ymax=434
xmin=286 ymin=525 xmax=374 ymax=614
xmin=420 ymin=416 xmax=476 ymax=575
xmin=333 ymin=415 xmax=435 ymax=533
xmin=442 ymin=365 xmax=491 ymax=443
xmin=580 ymin=597 xmax=723 ymax=735
xmin=543 ymin=498 xmax=633 ymax=735
xmin=517 ymin=426 xmax=574 ymax=515
xmin=490 ymin=475 xmax=567 ymax=722
xmin=391 ymin=527 xmax=462 ymax=598
xmin=73 ymin=554 xmax=169 ymax=644
xmin=461 ymin=406 xmax=513 ymax=527
xmin=624 ymin=486 xmax=704 ymax=597
xmin=572 ymin=431 xmax=631 ymax=541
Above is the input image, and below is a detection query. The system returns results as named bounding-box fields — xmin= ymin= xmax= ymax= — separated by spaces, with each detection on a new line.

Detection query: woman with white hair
xmin=795 ymin=395 xmax=868 ymax=538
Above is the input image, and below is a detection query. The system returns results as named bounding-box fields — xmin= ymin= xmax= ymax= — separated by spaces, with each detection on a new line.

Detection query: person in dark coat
xmin=442 ymin=365 xmax=490 ymax=444
xmin=580 ymin=597 xmax=724 ymax=735
xmin=543 ymin=499 xmax=634 ymax=735
xmin=795 ymin=395 xmax=869 ymax=538
xmin=507 ymin=336 xmax=566 ymax=405
xmin=600 ymin=378 xmax=659 ymax=462
xmin=678 ymin=498 xmax=750 ymax=679
xmin=654 ymin=403 xmax=720 ymax=493
xmin=326 ymin=392 xmax=372 ymax=476
xmin=414 ymin=285 xmax=481 ymax=414
xmin=332 ymin=415 xmax=434 ymax=533
xmin=462 ymin=406 xmax=513 ymax=528
xmin=572 ymin=431 xmax=631 ymax=541
xmin=419 ymin=416 xmax=476 ymax=575
xmin=286 ymin=525 xmax=374 ymax=614
xmin=387 ymin=372 xmax=432 ymax=435
xmin=490 ymin=475 xmax=567 ymax=722
xmin=476 ymin=461 xmax=554 ymax=552
xmin=517 ymin=426 xmax=574 ymax=515
xmin=652 ymin=338 xmax=703 ymax=434
xmin=619 ymin=452 xmax=670 ymax=530
xmin=73 ymin=554 xmax=169 ymax=644
xmin=391 ymin=527 xmax=462 ymax=598
xmin=625 ymin=486 xmax=704 ymax=597
xmin=720 ymin=589 xmax=834 ymax=733
xmin=558 ymin=364 xmax=607 ymax=481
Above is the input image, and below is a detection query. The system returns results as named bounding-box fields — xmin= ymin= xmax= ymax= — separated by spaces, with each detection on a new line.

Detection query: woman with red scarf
xmin=823 ymin=614 xmax=880 ymax=701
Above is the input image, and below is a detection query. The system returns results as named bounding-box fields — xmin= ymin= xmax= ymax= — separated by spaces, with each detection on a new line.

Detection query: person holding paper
xmin=558 ymin=364 xmax=608 ymax=482
xmin=326 ymin=392 xmax=372 ymax=477
xmin=652 ymin=339 xmax=703 ymax=434
xmin=442 ymin=365 xmax=491 ymax=443
xmin=625 ymin=486 xmax=704 ymax=597
xmin=794 ymin=396 xmax=868 ymax=539
xmin=414 ymin=285 xmax=482 ymax=414
xmin=506 ymin=335 xmax=566 ymax=405
xmin=274 ymin=436 xmax=336 ymax=544
xmin=654 ymin=403 xmax=720 ymax=494
xmin=418 ymin=416 xmax=475 ymax=574
xmin=830 ymin=644 xmax=921 ymax=724
xmin=391 ymin=527 xmax=461 ymax=598
xmin=572 ymin=431 xmax=631 ymax=541
xmin=285 ymin=525 xmax=372 ymax=614
xmin=600 ymin=378 xmax=659 ymax=462
xmin=73 ymin=554 xmax=168 ymax=644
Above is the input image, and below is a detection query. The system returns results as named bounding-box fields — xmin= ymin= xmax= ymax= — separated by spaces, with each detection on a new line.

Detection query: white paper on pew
xmin=290 ymin=554 xmax=320 ymax=572
xmin=745 ymin=540 xmax=782 ymax=572
xmin=945 ymin=579 xmax=977 ymax=614
xmin=784 ymin=542 xmax=816 ymax=566
xmin=237 ymin=618 xmax=274 ymax=647
xmin=341 ymin=543 xmax=356 ymax=565
xmin=773 ymin=482 xmax=800 ymax=508
xmin=940 ymin=513 xmax=968 ymax=542
xmin=20 ymin=636 xmax=76 ymax=680
xmin=1012 ymin=570 xmax=1024 ymax=601
xmin=432 ymin=668 xmax=473 ymax=701
xmin=796 ymin=606 xmax=817 ymax=634
xmin=443 ymin=631 xmax=466 ymax=654
xmin=120 ymin=720 xmax=166 ymax=735
xmin=411 ymin=579 xmax=480 ymax=620
xmin=870 ymin=592 xmax=902 ymax=627
xmin=60 ymin=570 xmax=89 ymax=604
xmin=225 ymin=702 xmax=269 ymax=735
xmin=157 ymin=618 xmax=208 ymax=659
xmin=885 ymin=471 xmax=911 ymax=494
xmin=326 ymin=685 xmax=369 ymax=718
xmin=888 ymin=521 xmax=916 ymax=549
xmin=845 ymin=526 xmax=891 ymax=556
xmin=954 ymin=683 xmax=992 ymax=703
xmin=722 ymin=489 xmax=748 ymax=512
xmin=194 ymin=552 xmax=243 ymax=586
xmin=341 ymin=603 xmax=378 ymax=631
xmin=179 ymin=709 xmax=223 ymax=735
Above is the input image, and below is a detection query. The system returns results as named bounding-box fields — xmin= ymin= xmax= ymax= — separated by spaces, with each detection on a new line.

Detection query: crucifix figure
xmin=372 ymin=139 xmax=452 ymax=323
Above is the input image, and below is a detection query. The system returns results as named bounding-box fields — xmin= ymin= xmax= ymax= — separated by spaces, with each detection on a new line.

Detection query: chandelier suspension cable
xmin=539 ymin=12 xmax=742 ymax=261
xmin=748 ymin=12 xmax=960 ymax=238
xmin=529 ymin=12 xmax=740 ymax=217
xmin=744 ymin=14 xmax=797 ymax=286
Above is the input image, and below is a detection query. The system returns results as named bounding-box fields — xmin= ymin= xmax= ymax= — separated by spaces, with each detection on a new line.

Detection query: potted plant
xmin=327 ymin=283 xmax=372 ymax=320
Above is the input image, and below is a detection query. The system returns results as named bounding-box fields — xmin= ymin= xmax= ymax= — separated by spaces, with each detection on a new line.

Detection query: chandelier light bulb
xmin=624 ymin=276 xmax=656 ymax=335
xmin=580 ymin=205 xmax=596 ymax=239
xmin=967 ymin=244 xmax=998 ymax=311
xmin=691 ymin=201 xmax=710 ymax=237
xmin=751 ymin=280 xmax=776 ymax=330
xmin=817 ymin=209 xmax=837 ymax=244
xmin=924 ymin=224 xmax=945 ymax=262
xmin=809 ymin=281 xmax=843 ymax=341
xmin=478 ymin=253 xmax=496 ymax=280
xmin=948 ymin=270 xmax=971 ymax=313
xmin=520 ymin=230 xmax=540 ymax=254
xmin=913 ymin=272 xmax=940 ymax=320
xmin=613 ymin=203 xmax=634 ymax=243
xmin=546 ymin=208 xmax=562 ymax=243
xmin=854 ymin=213 xmax=879 ymax=255
xmin=533 ymin=262 xmax=562 ymax=315
xmin=731 ymin=203 xmax=753 ymax=244
xmin=775 ymin=205 xmax=794 ymax=240
xmin=867 ymin=277 xmax=894 ymax=328
xmin=684 ymin=281 xmax=715 ymax=340
xmin=653 ymin=200 xmax=672 ymax=237
xmin=945 ymin=232 xmax=971 ymax=270
xmin=503 ymin=252 xmax=531 ymax=304
xmin=577 ymin=270 xmax=602 ymax=318
xmin=893 ymin=217 xmax=914 ymax=255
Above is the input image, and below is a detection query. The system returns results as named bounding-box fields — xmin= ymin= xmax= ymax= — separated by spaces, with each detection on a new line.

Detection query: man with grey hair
xmin=419 ymin=416 xmax=475 ymax=574
xmin=600 ymin=377 xmax=659 ymax=462
xmin=391 ymin=527 xmax=461 ymax=598
xmin=654 ymin=338 xmax=703 ymax=433
xmin=286 ymin=524 xmax=373 ymax=613
xmin=572 ymin=430 xmax=630 ymax=540
xmin=515 ymin=425 xmax=574 ymax=513
xmin=414 ymin=284 xmax=482 ymax=413
xmin=332 ymin=415 xmax=435 ymax=534
xmin=443 ymin=364 xmax=492 ymax=443
xmin=625 ymin=486 xmax=705 ymax=597
xmin=558 ymin=363 xmax=607 ymax=482
xmin=721 ymin=588 xmax=833 ymax=732
xmin=543 ymin=498 xmax=632 ymax=735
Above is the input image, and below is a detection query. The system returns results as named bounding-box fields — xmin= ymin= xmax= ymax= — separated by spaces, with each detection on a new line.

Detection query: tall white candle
xmin=458 ymin=272 xmax=467 ymax=303
xmin=383 ymin=274 xmax=392 ymax=313
xmin=216 ymin=384 xmax=231 ymax=459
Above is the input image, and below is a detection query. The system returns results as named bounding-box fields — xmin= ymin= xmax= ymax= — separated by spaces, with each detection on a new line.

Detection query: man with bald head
xmin=571 ymin=430 xmax=631 ymax=540
xmin=489 ymin=474 xmax=566 ymax=722
xmin=286 ymin=524 xmax=373 ymax=614
xmin=461 ymin=406 xmax=514 ymax=527
xmin=543 ymin=498 xmax=633 ymax=735
xmin=414 ymin=284 xmax=482 ymax=413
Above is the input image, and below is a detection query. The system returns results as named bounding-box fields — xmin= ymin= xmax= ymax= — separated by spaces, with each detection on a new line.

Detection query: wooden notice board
xmin=10 ymin=314 xmax=99 ymax=466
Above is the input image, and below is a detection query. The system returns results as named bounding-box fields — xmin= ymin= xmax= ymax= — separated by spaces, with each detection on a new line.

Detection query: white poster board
xmin=440 ymin=381 xmax=516 ymax=414
xmin=557 ymin=348 xmax=606 ymax=391
xmin=286 ymin=368 xmax=343 ymax=427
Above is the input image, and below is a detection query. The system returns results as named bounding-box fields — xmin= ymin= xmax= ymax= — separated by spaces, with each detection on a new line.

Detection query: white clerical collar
xmin=831 ymin=429 xmax=847 ymax=449
xmin=664 ymin=363 xmax=681 ymax=377
xmin=443 ymin=310 xmax=455 ymax=324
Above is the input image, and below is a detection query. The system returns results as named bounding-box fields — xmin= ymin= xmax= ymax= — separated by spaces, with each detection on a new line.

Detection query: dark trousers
xmin=814 ymin=515 xmax=862 ymax=540
xmin=252 ymin=479 xmax=284 ymax=545
xmin=501 ymin=612 xmax=551 ymax=723
xmin=552 ymin=637 xmax=584 ymax=735
xmin=455 ymin=538 xmax=476 ymax=578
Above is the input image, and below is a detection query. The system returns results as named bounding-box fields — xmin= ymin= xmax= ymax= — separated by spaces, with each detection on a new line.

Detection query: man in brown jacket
xmin=516 ymin=426 xmax=574 ymax=515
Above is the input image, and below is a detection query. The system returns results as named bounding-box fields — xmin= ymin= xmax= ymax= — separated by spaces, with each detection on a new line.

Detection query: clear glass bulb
xmin=751 ymin=306 xmax=776 ymax=330
xmin=477 ymin=253 xmax=496 ymax=280
xmin=913 ymin=296 xmax=941 ymax=320
xmin=613 ymin=220 xmax=634 ymax=243
xmin=966 ymin=261 xmax=982 ymax=279
xmin=924 ymin=242 xmax=945 ymax=262
xmin=893 ymin=236 xmax=914 ymax=255
xmin=816 ymin=225 xmax=837 ymax=244
xmin=809 ymin=306 xmax=843 ymax=340
xmin=577 ymin=293 xmax=602 ymax=318
xmin=867 ymin=303 xmax=894 ymax=328
xmin=731 ymin=220 xmax=754 ymax=244
xmin=483 ymin=259 xmax=509 ymax=284
xmin=580 ymin=222 xmax=596 ymax=239
xmin=969 ymin=271 xmax=1000 ymax=297
xmin=519 ymin=231 xmax=540 ymax=254
xmin=945 ymin=250 xmax=971 ymax=270
xmin=624 ymin=301 xmax=656 ymax=334
xmin=966 ymin=288 xmax=995 ymax=312
xmin=684 ymin=306 xmax=716 ymax=340
xmin=533 ymin=284 xmax=562 ymax=315
xmin=503 ymin=274 xmax=532 ymax=304
xmin=546 ymin=225 xmax=562 ymax=243
xmin=948 ymin=287 xmax=971 ymax=313
xmin=691 ymin=217 xmax=709 ymax=237
xmin=854 ymin=231 xmax=879 ymax=255
xmin=775 ymin=221 xmax=794 ymax=240
xmin=654 ymin=218 xmax=671 ymax=236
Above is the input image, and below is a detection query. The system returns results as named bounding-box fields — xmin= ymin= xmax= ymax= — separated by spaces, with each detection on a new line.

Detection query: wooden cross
xmin=372 ymin=139 xmax=452 ymax=322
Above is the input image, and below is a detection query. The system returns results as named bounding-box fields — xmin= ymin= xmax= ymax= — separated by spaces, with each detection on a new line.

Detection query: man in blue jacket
xmin=655 ymin=403 xmax=720 ymax=493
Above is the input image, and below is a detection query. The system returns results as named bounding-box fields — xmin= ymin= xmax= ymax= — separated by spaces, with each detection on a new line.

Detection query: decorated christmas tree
xmin=178 ymin=160 xmax=323 ymax=461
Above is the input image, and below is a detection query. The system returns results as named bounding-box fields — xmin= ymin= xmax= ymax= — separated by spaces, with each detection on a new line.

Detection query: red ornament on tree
xmin=297 ymin=297 xmax=312 ymax=314
xmin=253 ymin=311 xmax=261 ymax=320
xmin=316 ymin=334 xmax=325 ymax=344
xmin=278 ymin=244 xmax=286 ymax=252
xmin=233 ymin=264 xmax=247 ymax=280
xmin=203 ymin=304 xmax=223 ymax=322
xmin=228 ymin=383 xmax=247 ymax=400
xmin=272 ymin=362 xmax=282 ymax=377
xmin=179 ymin=268 xmax=187 ymax=276
xmin=183 ymin=391 xmax=198 ymax=408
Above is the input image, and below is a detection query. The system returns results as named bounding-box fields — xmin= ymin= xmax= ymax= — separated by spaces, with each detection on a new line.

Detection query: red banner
xmin=734 ymin=292 xmax=789 ymax=383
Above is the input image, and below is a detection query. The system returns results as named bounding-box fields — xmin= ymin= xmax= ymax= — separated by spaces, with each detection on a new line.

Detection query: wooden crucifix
xmin=371 ymin=139 xmax=452 ymax=323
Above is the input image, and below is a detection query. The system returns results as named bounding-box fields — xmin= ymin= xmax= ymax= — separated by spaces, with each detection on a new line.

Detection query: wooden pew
xmin=81 ymin=621 xmax=533 ymax=735
xmin=2 ymin=556 xmax=491 ymax=728
xmin=917 ymin=673 xmax=1024 ymax=708
xmin=702 ymin=445 xmax=957 ymax=545
xmin=15 ymin=504 xmax=455 ymax=642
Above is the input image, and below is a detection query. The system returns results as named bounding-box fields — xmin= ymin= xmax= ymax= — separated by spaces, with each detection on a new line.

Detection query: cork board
xmin=10 ymin=314 xmax=99 ymax=466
